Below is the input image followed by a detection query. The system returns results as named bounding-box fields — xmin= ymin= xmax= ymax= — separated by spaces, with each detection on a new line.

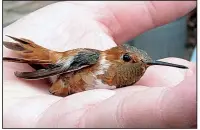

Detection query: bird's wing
xmin=14 ymin=49 xmax=100 ymax=80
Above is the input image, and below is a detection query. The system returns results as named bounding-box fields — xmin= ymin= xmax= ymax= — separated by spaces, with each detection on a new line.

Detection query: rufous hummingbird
xmin=3 ymin=35 xmax=188 ymax=97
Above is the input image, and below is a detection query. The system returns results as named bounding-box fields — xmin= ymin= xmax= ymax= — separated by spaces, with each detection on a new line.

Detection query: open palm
xmin=3 ymin=1 xmax=196 ymax=128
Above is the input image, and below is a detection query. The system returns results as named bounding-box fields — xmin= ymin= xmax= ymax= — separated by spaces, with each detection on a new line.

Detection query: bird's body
xmin=48 ymin=51 xmax=146 ymax=96
xmin=42 ymin=46 xmax=148 ymax=96
xmin=3 ymin=35 xmax=188 ymax=97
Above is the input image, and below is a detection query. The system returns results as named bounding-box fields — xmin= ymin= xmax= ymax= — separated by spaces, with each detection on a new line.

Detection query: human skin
xmin=3 ymin=1 xmax=196 ymax=128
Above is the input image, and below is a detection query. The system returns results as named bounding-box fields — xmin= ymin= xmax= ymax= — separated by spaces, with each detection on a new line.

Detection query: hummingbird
xmin=3 ymin=35 xmax=188 ymax=97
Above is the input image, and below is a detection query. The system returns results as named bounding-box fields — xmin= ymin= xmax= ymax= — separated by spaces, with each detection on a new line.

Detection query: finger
xmin=155 ymin=65 xmax=196 ymax=128
xmin=136 ymin=57 xmax=196 ymax=87
xmin=81 ymin=66 xmax=196 ymax=128
xmin=3 ymin=2 xmax=117 ymax=52
xmin=34 ymin=89 xmax=115 ymax=128
xmin=95 ymin=1 xmax=196 ymax=44
xmin=3 ymin=94 xmax=62 ymax=128
xmin=3 ymin=1 xmax=196 ymax=51
xmin=3 ymin=89 xmax=115 ymax=128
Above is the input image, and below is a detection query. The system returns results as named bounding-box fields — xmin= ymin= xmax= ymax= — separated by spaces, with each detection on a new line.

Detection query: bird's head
xmin=99 ymin=44 xmax=188 ymax=87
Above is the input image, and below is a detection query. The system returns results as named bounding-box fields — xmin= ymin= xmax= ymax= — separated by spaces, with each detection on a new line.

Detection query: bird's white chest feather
xmin=87 ymin=55 xmax=116 ymax=90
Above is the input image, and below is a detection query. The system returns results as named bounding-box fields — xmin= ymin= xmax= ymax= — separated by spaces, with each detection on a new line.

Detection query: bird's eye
xmin=122 ymin=53 xmax=131 ymax=62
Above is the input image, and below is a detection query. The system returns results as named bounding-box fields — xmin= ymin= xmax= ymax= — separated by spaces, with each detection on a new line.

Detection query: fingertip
xmin=185 ymin=63 xmax=196 ymax=78
xmin=159 ymin=67 xmax=197 ymax=128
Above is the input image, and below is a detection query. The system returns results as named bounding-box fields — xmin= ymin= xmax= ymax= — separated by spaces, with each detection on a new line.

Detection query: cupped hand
xmin=3 ymin=1 xmax=196 ymax=128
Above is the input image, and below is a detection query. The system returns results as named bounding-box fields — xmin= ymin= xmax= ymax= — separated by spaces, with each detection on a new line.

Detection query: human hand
xmin=3 ymin=1 xmax=196 ymax=128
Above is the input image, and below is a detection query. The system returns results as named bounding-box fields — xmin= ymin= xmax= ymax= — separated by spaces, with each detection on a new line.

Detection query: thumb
xmin=81 ymin=65 xmax=196 ymax=128
xmin=158 ymin=65 xmax=196 ymax=128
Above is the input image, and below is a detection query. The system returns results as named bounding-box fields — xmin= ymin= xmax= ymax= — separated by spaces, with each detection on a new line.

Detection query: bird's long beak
xmin=145 ymin=60 xmax=188 ymax=69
